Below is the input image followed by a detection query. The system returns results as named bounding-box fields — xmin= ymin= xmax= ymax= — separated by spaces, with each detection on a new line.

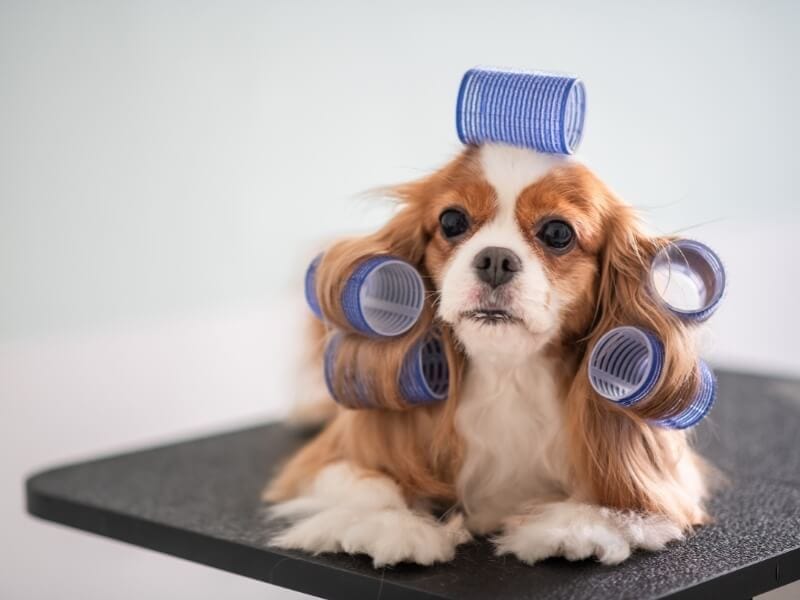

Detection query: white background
xmin=1 ymin=1 xmax=798 ymax=598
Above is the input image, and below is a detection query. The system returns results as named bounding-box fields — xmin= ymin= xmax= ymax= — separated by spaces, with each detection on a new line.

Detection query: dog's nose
xmin=472 ymin=246 xmax=521 ymax=288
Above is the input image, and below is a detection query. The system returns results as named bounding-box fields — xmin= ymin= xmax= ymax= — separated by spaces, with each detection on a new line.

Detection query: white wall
xmin=3 ymin=0 xmax=799 ymax=349
xmin=2 ymin=1 xmax=799 ymax=598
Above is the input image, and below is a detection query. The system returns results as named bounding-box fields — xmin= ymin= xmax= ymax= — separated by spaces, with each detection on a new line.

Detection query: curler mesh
xmin=655 ymin=360 xmax=717 ymax=430
xmin=588 ymin=326 xmax=664 ymax=407
xmin=399 ymin=333 xmax=450 ymax=405
xmin=589 ymin=326 xmax=717 ymax=429
xmin=305 ymin=255 xmax=425 ymax=337
xmin=455 ymin=67 xmax=586 ymax=155
xmin=650 ymin=239 xmax=726 ymax=323
xmin=345 ymin=257 xmax=425 ymax=337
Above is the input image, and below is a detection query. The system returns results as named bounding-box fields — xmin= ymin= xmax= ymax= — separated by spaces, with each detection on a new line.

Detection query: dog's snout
xmin=472 ymin=246 xmax=521 ymax=289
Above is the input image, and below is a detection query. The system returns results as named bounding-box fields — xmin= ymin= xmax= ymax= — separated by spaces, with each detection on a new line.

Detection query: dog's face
xmin=418 ymin=144 xmax=609 ymax=365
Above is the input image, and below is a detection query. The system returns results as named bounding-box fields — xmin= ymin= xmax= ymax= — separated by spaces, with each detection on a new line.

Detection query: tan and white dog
xmin=265 ymin=144 xmax=712 ymax=568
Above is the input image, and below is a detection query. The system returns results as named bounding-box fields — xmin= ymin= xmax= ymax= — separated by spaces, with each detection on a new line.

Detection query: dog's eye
xmin=536 ymin=219 xmax=575 ymax=253
xmin=439 ymin=208 xmax=470 ymax=240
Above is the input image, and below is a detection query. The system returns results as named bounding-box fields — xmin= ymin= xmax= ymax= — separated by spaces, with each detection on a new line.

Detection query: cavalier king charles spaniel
xmin=264 ymin=143 xmax=712 ymax=567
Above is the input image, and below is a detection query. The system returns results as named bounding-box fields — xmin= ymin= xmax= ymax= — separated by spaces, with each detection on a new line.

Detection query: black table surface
xmin=26 ymin=371 xmax=800 ymax=600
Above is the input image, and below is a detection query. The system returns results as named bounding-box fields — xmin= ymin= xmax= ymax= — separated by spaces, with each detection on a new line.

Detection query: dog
xmin=264 ymin=143 xmax=712 ymax=567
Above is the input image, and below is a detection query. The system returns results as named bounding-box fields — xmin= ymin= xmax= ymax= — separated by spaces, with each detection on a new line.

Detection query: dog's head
xmin=317 ymin=143 xmax=699 ymax=417
xmin=424 ymin=144 xmax=606 ymax=365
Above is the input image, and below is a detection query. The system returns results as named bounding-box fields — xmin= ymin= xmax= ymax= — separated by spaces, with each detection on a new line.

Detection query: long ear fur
xmin=566 ymin=197 xmax=710 ymax=528
xmin=313 ymin=196 xmax=431 ymax=334
xmin=267 ymin=159 xmax=470 ymax=504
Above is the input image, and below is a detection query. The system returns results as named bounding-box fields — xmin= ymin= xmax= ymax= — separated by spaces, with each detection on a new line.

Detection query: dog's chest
xmin=454 ymin=358 xmax=569 ymax=533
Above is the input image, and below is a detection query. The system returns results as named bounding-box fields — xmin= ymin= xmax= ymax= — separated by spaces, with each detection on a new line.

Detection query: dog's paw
xmin=269 ymin=461 xmax=470 ymax=567
xmin=611 ymin=511 xmax=685 ymax=551
xmin=494 ymin=502 xmax=631 ymax=565
xmin=494 ymin=502 xmax=686 ymax=566
xmin=271 ymin=507 xmax=470 ymax=568
xmin=340 ymin=510 xmax=470 ymax=567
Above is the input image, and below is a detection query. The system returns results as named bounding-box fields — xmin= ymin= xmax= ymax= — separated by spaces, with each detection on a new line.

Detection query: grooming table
xmin=26 ymin=371 xmax=800 ymax=600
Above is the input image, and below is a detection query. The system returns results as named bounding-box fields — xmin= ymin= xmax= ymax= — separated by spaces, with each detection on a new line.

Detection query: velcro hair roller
xmin=323 ymin=332 xmax=449 ymax=409
xmin=650 ymin=239 xmax=726 ymax=322
xmin=456 ymin=67 xmax=586 ymax=155
xmin=305 ymin=254 xmax=426 ymax=338
xmin=588 ymin=326 xmax=716 ymax=429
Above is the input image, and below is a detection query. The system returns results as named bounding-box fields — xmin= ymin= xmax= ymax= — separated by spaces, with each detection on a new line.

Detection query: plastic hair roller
xmin=588 ymin=326 xmax=716 ymax=429
xmin=650 ymin=239 xmax=726 ymax=322
xmin=324 ymin=332 xmax=449 ymax=409
xmin=305 ymin=254 xmax=426 ymax=338
xmin=455 ymin=67 xmax=587 ymax=155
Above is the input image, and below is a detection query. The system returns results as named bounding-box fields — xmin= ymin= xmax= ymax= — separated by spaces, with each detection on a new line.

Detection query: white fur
xmin=455 ymin=355 xmax=568 ymax=534
xmin=479 ymin=143 xmax=568 ymax=214
xmin=494 ymin=502 xmax=684 ymax=565
xmin=272 ymin=144 xmax=695 ymax=567
xmin=270 ymin=462 xmax=471 ymax=567
xmin=439 ymin=146 xmax=572 ymax=533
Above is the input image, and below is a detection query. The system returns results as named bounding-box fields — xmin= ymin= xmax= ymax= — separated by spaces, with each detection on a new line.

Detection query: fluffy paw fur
xmin=494 ymin=501 xmax=684 ymax=565
xmin=272 ymin=507 xmax=470 ymax=567
xmin=268 ymin=462 xmax=471 ymax=567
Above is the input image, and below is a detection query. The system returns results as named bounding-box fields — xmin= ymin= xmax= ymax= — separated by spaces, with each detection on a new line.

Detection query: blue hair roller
xmin=455 ymin=67 xmax=587 ymax=155
xmin=324 ymin=332 xmax=449 ymax=409
xmin=304 ymin=254 xmax=426 ymax=338
xmin=398 ymin=333 xmax=450 ymax=406
xmin=588 ymin=326 xmax=716 ymax=429
xmin=322 ymin=334 xmax=368 ymax=408
xmin=655 ymin=360 xmax=716 ymax=429
xmin=588 ymin=326 xmax=664 ymax=408
xmin=304 ymin=254 xmax=323 ymax=319
xmin=650 ymin=239 xmax=726 ymax=323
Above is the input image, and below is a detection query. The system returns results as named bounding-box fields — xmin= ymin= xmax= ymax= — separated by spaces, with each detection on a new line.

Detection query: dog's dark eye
xmin=536 ymin=219 xmax=575 ymax=253
xmin=439 ymin=208 xmax=470 ymax=240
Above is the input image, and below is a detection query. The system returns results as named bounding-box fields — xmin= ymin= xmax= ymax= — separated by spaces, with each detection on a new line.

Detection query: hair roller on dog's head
xmin=649 ymin=239 xmax=726 ymax=323
xmin=324 ymin=330 xmax=449 ymax=410
xmin=305 ymin=254 xmax=426 ymax=338
xmin=456 ymin=67 xmax=586 ymax=155
xmin=588 ymin=326 xmax=716 ymax=429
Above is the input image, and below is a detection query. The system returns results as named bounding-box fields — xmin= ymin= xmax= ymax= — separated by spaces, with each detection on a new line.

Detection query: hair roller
xmin=455 ymin=67 xmax=586 ymax=155
xmin=323 ymin=331 xmax=449 ymax=410
xmin=650 ymin=239 xmax=726 ymax=323
xmin=588 ymin=326 xmax=716 ymax=429
xmin=305 ymin=254 xmax=426 ymax=338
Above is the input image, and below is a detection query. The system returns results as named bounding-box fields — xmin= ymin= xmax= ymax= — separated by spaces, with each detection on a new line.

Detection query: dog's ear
xmin=299 ymin=161 xmax=465 ymax=498
xmin=312 ymin=148 xmax=477 ymax=331
xmin=565 ymin=199 xmax=707 ymax=527
xmin=368 ymin=187 xmax=432 ymax=267
xmin=591 ymin=204 xmax=700 ymax=420
xmin=312 ymin=185 xmax=431 ymax=333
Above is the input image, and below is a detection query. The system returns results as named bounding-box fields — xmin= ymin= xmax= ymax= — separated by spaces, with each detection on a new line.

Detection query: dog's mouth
xmin=461 ymin=308 xmax=523 ymax=325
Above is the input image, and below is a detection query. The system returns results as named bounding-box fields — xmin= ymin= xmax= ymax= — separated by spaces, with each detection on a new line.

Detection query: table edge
xmin=25 ymin=473 xmax=447 ymax=600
